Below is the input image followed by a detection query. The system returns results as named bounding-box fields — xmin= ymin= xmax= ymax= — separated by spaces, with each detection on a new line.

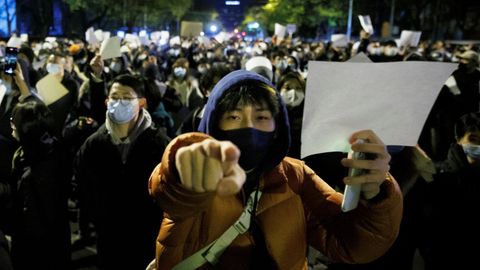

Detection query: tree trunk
xmin=177 ymin=18 xmax=180 ymax=36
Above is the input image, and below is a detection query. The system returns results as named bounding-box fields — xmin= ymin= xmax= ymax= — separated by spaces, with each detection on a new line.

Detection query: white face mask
xmin=280 ymin=88 xmax=305 ymax=107
xmin=107 ymin=99 xmax=139 ymax=124
xmin=369 ymin=47 xmax=382 ymax=56
xmin=198 ymin=66 xmax=208 ymax=75
xmin=110 ymin=62 xmax=122 ymax=73
xmin=462 ymin=144 xmax=480 ymax=160
xmin=174 ymin=67 xmax=187 ymax=78
xmin=384 ymin=47 xmax=399 ymax=57
xmin=46 ymin=63 xmax=61 ymax=74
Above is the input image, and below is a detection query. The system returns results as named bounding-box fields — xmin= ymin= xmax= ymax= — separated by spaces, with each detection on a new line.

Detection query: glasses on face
xmin=108 ymin=95 xmax=138 ymax=101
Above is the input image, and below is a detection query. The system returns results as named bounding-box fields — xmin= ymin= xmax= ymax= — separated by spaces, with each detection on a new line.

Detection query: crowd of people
xmin=0 ymin=29 xmax=479 ymax=270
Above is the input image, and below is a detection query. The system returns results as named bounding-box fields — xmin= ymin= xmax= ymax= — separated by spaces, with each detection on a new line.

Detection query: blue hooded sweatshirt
xmin=198 ymin=70 xmax=291 ymax=172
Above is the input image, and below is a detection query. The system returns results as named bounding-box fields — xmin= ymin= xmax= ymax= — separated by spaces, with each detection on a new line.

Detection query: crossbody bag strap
xmin=172 ymin=190 xmax=262 ymax=270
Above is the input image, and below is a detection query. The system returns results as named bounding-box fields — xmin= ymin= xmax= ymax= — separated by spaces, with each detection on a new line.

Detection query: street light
xmin=347 ymin=0 xmax=353 ymax=40
xmin=248 ymin=22 xmax=259 ymax=29
xmin=210 ymin=25 xmax=218 ymax=33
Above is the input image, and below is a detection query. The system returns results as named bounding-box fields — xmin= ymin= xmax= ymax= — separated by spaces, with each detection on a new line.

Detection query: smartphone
xmin=341 ymin=139 xmax=366 ymax=212
xmin=341 ymin=151 xmax=366 ymax=212
xmin=4 ymin=47 xmax=19 ymax=75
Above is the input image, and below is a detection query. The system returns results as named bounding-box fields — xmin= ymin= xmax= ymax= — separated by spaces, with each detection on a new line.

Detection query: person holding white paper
xmin=149 ymin=70 xmax=402 ymax=269
xmin=40 ymin=54 xmax=79 ymax=133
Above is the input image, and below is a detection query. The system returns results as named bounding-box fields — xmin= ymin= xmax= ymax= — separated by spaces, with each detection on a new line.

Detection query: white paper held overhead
xmin=301 ymin=61 xmax=456 ymax=158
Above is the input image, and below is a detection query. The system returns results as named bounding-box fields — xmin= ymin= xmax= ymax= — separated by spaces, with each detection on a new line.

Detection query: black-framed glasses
xmin=108 ymin=95 xmax=138 ymax=101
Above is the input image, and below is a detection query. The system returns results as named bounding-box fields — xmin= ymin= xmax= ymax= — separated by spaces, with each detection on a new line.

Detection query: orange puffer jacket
xmin=149 ymin=133 xmax=403 ymax=270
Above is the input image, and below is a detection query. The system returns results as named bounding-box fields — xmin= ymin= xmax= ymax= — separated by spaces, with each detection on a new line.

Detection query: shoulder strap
xmin=172 ymin=190 xmax=262 ymax=270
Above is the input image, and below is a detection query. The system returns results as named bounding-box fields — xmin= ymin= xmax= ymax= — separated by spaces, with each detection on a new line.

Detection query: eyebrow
xmin=232 ymin=106 xmax=270 ymax=111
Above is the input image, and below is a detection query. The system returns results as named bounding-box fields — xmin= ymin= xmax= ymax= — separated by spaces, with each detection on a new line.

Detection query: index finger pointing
xmin=220 ymin=141 xmax=240 ymax=163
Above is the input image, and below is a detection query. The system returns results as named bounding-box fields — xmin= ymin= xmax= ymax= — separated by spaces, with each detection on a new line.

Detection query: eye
xmin=224 ymin=113 xmax=240 ymax=121
xmin=257 ymin=114 xmax=272 ymax=121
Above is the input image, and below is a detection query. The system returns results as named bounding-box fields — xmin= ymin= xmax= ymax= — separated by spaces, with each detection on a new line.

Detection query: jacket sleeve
xmin=300 ymin=162 xmax=403 ymax=264
xmin=148 ymin=132 xmax=217 ymax=221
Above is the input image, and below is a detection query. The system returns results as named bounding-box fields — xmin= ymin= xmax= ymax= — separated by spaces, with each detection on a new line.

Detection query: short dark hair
xmin=213 ymin=81 xmax=279 ymax=133
xmin=19 ymin=46 xmax=35 ymax=64
xmin=200 ymin=64 xmax=231 ymax=95
xmin=109 ymin=74 xmax=145 ymax=97
xmin=455 ymin=112 xmax=480 ymax=140
xmin=277 ymin=71 xmax=306 ymax=91
xmin=11 ymin=101 xmax=55 ymax=145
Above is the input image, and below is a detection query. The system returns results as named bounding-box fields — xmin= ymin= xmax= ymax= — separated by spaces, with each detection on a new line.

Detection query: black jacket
xmin=9 ymin=140 xmax=71 ymax=270
xmin=74 ymin=123 xmax=170 ymax=269
xmin=428 ymin=143 xmax=480 ymax=269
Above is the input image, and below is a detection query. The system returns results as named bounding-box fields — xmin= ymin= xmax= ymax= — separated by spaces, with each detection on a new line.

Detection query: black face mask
xmin=216 ymin=128 xmax=275 ymax=171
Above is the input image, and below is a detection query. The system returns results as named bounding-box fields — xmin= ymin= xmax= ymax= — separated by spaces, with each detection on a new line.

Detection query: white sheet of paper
xmin=180 ymin=21 xmax=203 ymax=37
xmin=125 ymin=33 xmax=141 ymax=47
xmin=287 ymin=24 xmax=297 ymax=35
xmin=45 ymin=37 xmax=56 ymax=43
xmin=86 ymin=27 xmax=97 ymax=44
xmin=169 ymin=36 xmax=181 ymax=46
xmin=358 ymin=15 xmax=374 ymax=35
xmin=103 ymin=31 xmax=111 ymax=40
xmin=160 ymin=31 xmax=170 ymax=41
xmin=301 ymin=61 xmax=457 ymax=158
xmin=275 ymin=23 xmax=287 ymax=39
xmin=20 ymin=34 xmax=29 ymax=42
xmin=36 ymin=74 xmax=69 ymax=106
xmin=151 ymin=31 xmax=162 ymax=42
xmin=348 ymin=52 xmax=372 ymax=63
xmin=7 ymin=36 xmax=22 ymax=48
xmin=139 ymin=35 xmax=150 ymax=46
xmin=100 ymin=36 xmax=121 ymax=60
xmin=197 ymin=36 xmax=211 ymax=46
xmin=399 ymin=30 xmax=422 ymax=47
xmin=331 ymin=34 xmax=348 ymax=47
xmin=0 ymin=84 xmax=6 ymax=105
xmin=94 ymin=29 xmax=105 ymax=42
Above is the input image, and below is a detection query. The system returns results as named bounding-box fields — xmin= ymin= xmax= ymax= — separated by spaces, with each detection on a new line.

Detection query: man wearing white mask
xmin=73 ymin=74 xmax=170 ymax=270
xmin=43 ymin=54 xmax=79 ymax=133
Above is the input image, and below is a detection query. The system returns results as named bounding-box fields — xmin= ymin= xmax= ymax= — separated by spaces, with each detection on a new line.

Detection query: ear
xmin=105 ymin=98 xmax=109 ymax=107
xmin=138 ymin=97 xmax=147 ymax=109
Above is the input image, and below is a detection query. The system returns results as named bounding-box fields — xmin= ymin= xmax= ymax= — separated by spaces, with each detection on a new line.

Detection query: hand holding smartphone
xmin=4 ymin=47 xmax=19 ymax=75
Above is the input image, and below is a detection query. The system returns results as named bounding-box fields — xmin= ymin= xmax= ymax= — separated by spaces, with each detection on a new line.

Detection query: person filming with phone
xmin=148 ymin=70 xmax=403 ymax=270
xmin=1 ymin=50 xmax=36 ymax=201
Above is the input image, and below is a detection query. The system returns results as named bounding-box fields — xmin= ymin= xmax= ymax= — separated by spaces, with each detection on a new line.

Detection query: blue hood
xmin=198 ymin=70 xmax=291 ymax=171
